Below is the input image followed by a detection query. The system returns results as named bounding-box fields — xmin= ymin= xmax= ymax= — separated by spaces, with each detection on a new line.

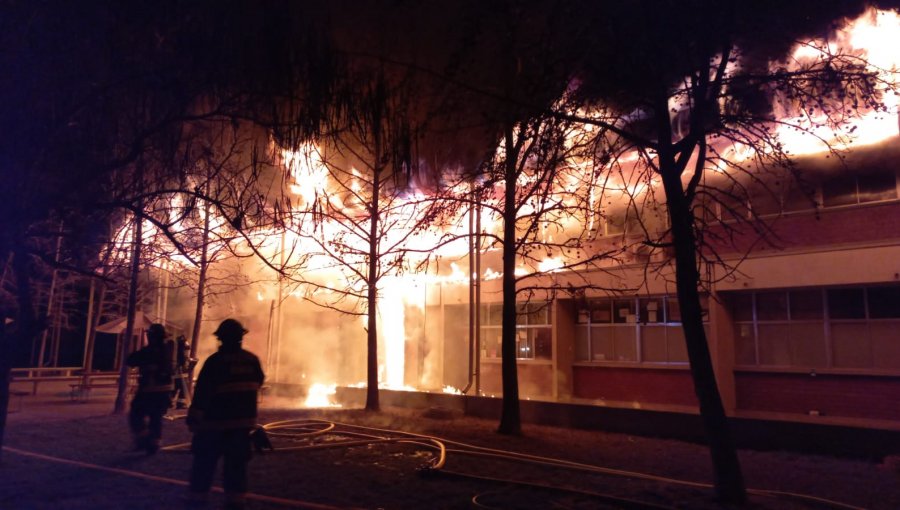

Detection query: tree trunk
xmin=187 ymin=195 xmax=211 ymax=393
xmin=81 ymin=281 xmax=106 ymax=389
xmin=36 ymin=223 xmax=63 ymax=369
xmin=113 ymin=203 xmax=143 ymax=415
xmin=498 ymin=122 xmax=521 ymax=435
xmin=659 ymin=149 xmax=746 ymax=503
xmin=365 ymin=166 xmax=381 ymax=412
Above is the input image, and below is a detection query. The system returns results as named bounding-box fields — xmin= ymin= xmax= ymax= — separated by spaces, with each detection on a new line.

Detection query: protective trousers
xmin=128 ymin=391 xmax=171 ymax=448
xmin=190 ymin=428 xmax=253 ymax=505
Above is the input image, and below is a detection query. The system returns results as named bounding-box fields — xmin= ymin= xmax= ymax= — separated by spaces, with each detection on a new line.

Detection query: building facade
xmin=423 ymin=146 xmax=900 ymax=431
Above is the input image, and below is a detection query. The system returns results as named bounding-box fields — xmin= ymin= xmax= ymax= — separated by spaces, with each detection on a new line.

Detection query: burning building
xmin=248 ymin=7 xmax=898 ymax=430
xmin=9 ymin=5 xmax=900 ymax=439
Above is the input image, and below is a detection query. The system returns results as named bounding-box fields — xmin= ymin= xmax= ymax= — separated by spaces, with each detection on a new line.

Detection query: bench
xmin=12 ymin=375 xmax=82 ymax=395
xmin=69 ymin=377 xmax=138 ymax=402
xmin=11 ymin=368 xmax=82 ymax=395
xmin=69 ymin=382 xmax=119 ymax=402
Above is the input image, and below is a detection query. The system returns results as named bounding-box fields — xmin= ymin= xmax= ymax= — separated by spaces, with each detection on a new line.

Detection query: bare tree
xmin=273 ymin=58 xmax=462 ymax=411
xmin=564 ymin=1 xmax=892 ymax=502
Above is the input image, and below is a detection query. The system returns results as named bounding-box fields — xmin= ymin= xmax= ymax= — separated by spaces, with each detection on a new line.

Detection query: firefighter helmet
xmin=214 ymin=319 xmax=248 ymax=343
xmin=147 ymin=323 xmax=167 ymax=342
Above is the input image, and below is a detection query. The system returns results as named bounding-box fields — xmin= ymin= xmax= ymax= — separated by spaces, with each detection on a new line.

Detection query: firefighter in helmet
xmin=126 ymin=323 xmax=175 ymax=454
xmin=187 ymin=319 xmax=264 ymax=510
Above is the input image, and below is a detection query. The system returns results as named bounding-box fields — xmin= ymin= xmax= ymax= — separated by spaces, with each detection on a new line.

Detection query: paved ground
xmin=4 ymin=383 xmax=900 ymax=509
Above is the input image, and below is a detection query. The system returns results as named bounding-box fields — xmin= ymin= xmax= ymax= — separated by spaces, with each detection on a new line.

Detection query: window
xmin=480 ymin=301 xmax=552 ymax=361
xmin=731 ymin=285 xmax=900 ymax=370
xmin=718 ymin=167 xmax=897 ymax=220
xmin=738 ymin=178 xmax=819 ymax=218
xmin=822 ymin=169 xmax=898 ymax=208
xmin=595 ymin=201 xmax=668 ymax=238
xmin=575 ymin=295 xmax=705 ymax=364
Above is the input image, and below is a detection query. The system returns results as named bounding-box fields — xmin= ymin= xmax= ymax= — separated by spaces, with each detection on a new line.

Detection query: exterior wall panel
xmin=572 ymin=366 xmax=698 ymax=407
xmin=735 ymin=371 xmax=900 ymax=421
xmin=479 ymin=361 xmax=554 ymax=399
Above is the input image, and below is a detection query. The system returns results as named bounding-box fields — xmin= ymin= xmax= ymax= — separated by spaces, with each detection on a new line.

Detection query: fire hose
xmin=162 ymin=418 xmax=867 ymax=510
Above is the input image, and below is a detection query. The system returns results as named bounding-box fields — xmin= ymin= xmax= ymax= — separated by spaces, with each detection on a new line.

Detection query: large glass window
xmin=731 ymin=285 xmax=900 ymax=371
xmin=480 ymin=301 xmax=552 ymax=361
xmin=720 ymin=167 xmax=897 ymax=219
xmin=822 ymin=169 xmax=898 ymax=207
xmin=575 ymin=295 xmax=704 ymax=364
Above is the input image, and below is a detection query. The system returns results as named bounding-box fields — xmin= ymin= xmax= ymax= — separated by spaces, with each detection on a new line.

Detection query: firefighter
xmin=126 ymin=323 xmax=175 ymax=454
xmin=187 ymin=319 xmax=264 ymax=510
xmin=172 ymin=334 xmax=191 ymax=409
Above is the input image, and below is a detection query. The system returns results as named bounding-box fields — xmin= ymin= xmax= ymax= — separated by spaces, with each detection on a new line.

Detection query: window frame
xmin=480 ymin=300 xmax=553 ymax=361
xmin=731 ymin=285 xmax=900 ymax=373
xmin=575 ymin=295 xmax=704 ymax=365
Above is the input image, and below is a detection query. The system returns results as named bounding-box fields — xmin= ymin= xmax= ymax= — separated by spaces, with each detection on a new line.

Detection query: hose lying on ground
xmin=164 ymin=418 xmax=866 ymax=510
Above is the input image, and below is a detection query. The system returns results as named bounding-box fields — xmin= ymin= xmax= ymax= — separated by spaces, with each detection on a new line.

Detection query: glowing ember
xmin=442 ymin=385 xmax=463 ymax=395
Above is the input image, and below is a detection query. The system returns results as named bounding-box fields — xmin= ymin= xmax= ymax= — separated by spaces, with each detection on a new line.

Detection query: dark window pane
xmin=591 ymin=300 xmax=612 ymax=323
xmin=515 ymin=303 xmax=527 ymax=327
xmin=716 ymin=187 xmax=750 ymax=221
xmin=790 ymin=290 xmax=823 ymax=320
xmin=534 ymin=328 xmax=552 ymax=360
xmin=605 ymin=210 xmax=626 ymax=235
xmin=613 ymin=299 xmax=636 ymax=324
xmin=748 ymin=183 xmax=782 ymax=216
xmin=480 ymin=328 xmax=502 ymax=359
xmin=489 ymin=303 xmax=503 ymax=326
xmin=527 ymin=303 xmax=549 ymax=325
xmin=858 ymin=171 xmax=897 ymax=203
xmin=668 ymin=298 xmax=682 ymax=323
xmin=784 ymin=182 xmax=819 ymax=212
xmin=640 ymin=297 xmax=665 ymax=324
xmin=730 ymin=293 xmax=754 ymax=322
xmin=757 ymin=291 xmax=788 ymax=321
xmin=622 ymin=207 xmax=643 ymax=235
xmin=576 ymin=307 xmax=590 ymax=324
xmin=640 ymin=204 xmax=668 ymax=234
xmin=664 ymin=295 xmax=708 ymax=323
xmin=515 ymin=329 xmax=533 ymax=359
xmin=828 ymin=288 xmax=866 ymax=319
xmin=822 ymin=174 xmax=858 ymax=207
xmin=868 ymin=286 xmax=900 ymax=319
